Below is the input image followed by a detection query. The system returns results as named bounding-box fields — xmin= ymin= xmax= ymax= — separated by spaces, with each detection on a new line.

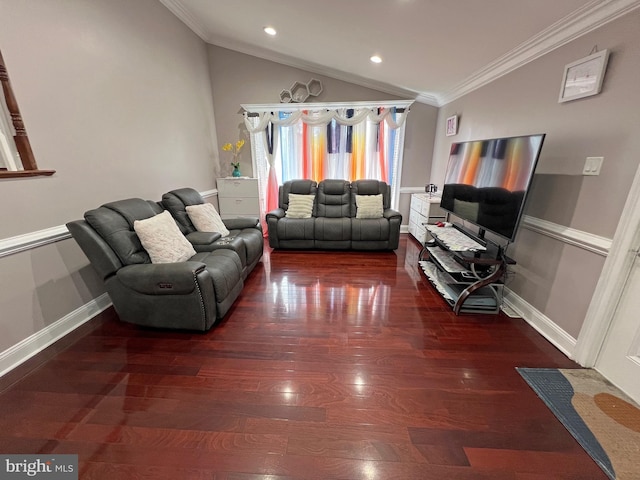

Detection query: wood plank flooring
xmin=0 ymin=236 xmax=607 ymax=479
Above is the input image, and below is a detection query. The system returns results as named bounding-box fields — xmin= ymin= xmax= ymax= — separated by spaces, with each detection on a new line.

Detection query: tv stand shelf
xmin=418 ymin=225 xmax=513 ymax=315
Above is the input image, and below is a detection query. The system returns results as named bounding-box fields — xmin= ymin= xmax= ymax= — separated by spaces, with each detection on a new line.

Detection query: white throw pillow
xmin=133 ymin=210 xmax=196 ymax=264
xmin=355 ymin=194 xmax=384 ymax=219
xmin=286 ymin=194 xmax=315 ymax=218
xmin=186 ymin=203 xmax=230 ymax=237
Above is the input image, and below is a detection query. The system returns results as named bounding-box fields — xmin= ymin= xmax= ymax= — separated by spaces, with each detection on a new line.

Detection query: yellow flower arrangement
xmin=222 ymin=139 xmax=245 ymax=168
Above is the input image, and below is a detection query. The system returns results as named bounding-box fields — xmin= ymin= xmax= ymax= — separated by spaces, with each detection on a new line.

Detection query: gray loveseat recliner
xmin=266 ymin=179 xmax=402 ymax=250
xmin=67 ymin=193 xmax=263 ymax=331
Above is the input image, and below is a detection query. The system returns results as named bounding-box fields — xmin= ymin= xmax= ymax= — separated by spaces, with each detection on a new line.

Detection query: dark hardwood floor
xmin=0 ymin=236 xmax=606 ymax=479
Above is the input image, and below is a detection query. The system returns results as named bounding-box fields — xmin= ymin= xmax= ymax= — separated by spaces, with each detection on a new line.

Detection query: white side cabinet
xmin=216 ymin=177 xmax=260 ymax=219
xmin=408 ymin=193 xmax=447 ymax=243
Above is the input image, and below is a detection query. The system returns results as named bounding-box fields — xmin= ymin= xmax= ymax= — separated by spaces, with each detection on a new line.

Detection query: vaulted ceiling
xmin=160 ymin=0 xmax=640 ymax=106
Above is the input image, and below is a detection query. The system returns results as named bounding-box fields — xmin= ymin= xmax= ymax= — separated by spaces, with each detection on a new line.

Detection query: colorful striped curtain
xmin=244 ymin=102 xmax=410 ymax=224
xmin=270 ymin=109 xmax=403 ymax=185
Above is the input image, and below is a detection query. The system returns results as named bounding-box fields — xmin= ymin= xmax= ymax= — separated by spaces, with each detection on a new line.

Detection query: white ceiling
xmin=160 ymin=0 xmax=640 ymax=106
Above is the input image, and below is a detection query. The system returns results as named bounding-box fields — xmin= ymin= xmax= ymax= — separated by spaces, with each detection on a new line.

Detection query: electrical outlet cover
xmin=583 ymin=156 xmax=604 ymax=175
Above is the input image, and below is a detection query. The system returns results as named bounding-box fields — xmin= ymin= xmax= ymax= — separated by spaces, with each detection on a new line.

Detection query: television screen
xmin=440 ymin=134 xmax=545 ymax=242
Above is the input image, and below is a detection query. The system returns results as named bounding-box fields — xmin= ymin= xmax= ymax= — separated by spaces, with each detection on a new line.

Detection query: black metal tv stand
xmin=418 ymin=223 xmax=514 ymax=314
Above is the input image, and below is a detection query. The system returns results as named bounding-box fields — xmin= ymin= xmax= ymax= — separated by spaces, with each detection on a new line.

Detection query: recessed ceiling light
xmin=370 ymin=55 xmax=382 ymax=64
xmin=264 ymin=26 xmax=277 ymax=36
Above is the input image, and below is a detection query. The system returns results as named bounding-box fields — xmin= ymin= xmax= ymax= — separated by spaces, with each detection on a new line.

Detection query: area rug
xmin=517 ymin=368 xmax=640 ymax=480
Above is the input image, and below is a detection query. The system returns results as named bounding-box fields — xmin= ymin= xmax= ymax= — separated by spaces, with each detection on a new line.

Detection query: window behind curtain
xmin=247 ymin=103 xmax=409 ymax=219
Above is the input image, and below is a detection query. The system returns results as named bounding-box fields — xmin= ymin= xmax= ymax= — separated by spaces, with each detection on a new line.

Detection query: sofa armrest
xmin=224 ymin=217 xmax=260 ymax=230
xmin=117 ymin=261 xmax=207 ymax=295
xmin=186 ymin=231 xmax=222 ymax=246
xmin=266 ymin=208 xmax=286 ymax=221
xmin=383 ymin=208 xmax=402 ymax=220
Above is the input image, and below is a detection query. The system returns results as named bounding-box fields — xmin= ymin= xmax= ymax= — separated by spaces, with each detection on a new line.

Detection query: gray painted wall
xmin=0 ymin=0 xmax=218 ymax=352
xmin=432 ymin=9 xmax=640 ymax=338
xmin=0 ymin=1 xmax=437 ymax=359
xmin=2 ymin=0 xmax=635 ymax=366
xmin=207 ymin=45 xmax=439 ymax=215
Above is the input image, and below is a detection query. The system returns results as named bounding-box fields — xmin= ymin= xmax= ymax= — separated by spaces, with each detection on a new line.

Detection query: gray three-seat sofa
xmin=266 ymin=179 xmax=402 ymax=250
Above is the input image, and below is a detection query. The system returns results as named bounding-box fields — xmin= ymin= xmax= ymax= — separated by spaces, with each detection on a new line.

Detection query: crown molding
xmin=207 ymin=34 xmax=435 ymax=105
xmin=156 ymin=0 xmax=434 ymax=106
xmin=438 ymin=0 xmax=640 ymax=105
xmin=161 ymin=0 xmax=640 ymax=108
xmin=413 ymin=92 xmax=440 ymax=106
xmin=158 ymin=0 xmax=209 ymax=41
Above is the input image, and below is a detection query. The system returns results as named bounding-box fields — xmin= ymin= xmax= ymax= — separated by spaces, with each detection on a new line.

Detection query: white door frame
xmin=574 ymin=160 xmax=640 ymax=366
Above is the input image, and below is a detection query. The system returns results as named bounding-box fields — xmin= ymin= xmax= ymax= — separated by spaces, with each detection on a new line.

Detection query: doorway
xmin=575 ymin=162 xmax=640 ymax=405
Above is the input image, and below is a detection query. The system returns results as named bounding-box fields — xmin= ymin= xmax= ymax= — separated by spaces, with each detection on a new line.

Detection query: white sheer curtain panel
xmin=244 ymin=100 xmax=413 ymax=218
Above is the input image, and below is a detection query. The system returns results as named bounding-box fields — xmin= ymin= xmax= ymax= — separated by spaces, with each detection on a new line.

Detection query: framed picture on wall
xmin=558 ymin=49 xmax=609 ymax=103
xmin=445 ymin=115 xmax=458 ymax=136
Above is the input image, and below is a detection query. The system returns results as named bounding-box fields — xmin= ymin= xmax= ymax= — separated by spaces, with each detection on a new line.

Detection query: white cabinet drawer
xmin=415 ymin=225 xmax=428 ymax=244
xmin=409 ymin=192 xmax=440 ymax=243
xmin=409 ymin=219 xmax=428 ymax=243
xmin=417 ymin=195 xmax=446 ymax=221
xmin=410 ymin=195 xmax=423 ymax=213
xmin=216 ymin=177 xmax=259 ymax=218
xmin=428 ymin=203 xmax=447 ymax=221
xmin=218 ymin=197 xmax=259 ymax=216
xmin=216 ymin=178 xmax=259 ymax=198
xmin=420 ymin=199 xmax=432 ymax=218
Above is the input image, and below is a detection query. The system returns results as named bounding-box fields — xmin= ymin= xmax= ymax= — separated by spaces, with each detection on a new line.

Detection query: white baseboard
xmin=0 ymin=293 xmax=112 ymax=378
xmin=503 ymin=288 xmax=577 ymax=359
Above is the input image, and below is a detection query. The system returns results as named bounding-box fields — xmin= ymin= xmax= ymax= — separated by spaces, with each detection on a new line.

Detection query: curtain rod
xmin=240 ymin=99 xmax=414 ymax=114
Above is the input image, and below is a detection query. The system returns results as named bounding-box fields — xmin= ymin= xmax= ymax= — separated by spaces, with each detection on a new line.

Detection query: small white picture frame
xmin=558 ymin=49 xmax=609 ymax=103
xmin=445 ymin=115 xmax=458 ymax=136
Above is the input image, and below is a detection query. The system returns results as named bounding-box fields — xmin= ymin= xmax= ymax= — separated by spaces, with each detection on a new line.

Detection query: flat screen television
xmin=440 ymin=133 xmax=545 ymax=242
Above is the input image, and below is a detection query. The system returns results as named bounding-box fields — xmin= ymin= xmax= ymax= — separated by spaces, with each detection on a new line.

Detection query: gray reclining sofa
xmin=66 ymin=191 xmax=262 ymax=331
xmin=266 ymin=179 xmax=402 ymax=250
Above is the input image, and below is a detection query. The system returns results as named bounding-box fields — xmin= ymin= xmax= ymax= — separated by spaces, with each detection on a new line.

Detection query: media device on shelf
xmin=439 ymin=133 xmax=546 ymax=244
